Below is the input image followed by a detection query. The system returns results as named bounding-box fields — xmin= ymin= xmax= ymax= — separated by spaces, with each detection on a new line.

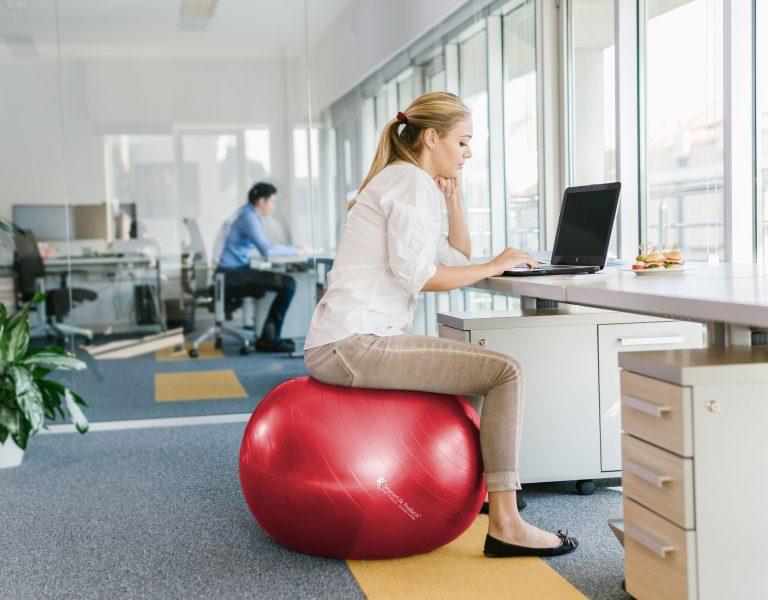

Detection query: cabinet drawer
xmin=624 ymin=498 xmax=697 ymax=600
xmin=621 ymin=371 xmax=693 ymax=456
xmin=622 ymin=434 xmax=694 ymax=529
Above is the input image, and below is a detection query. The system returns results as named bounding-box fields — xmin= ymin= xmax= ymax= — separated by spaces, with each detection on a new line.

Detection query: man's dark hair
xmin=248 ymin=182 xmax=277 ymax=205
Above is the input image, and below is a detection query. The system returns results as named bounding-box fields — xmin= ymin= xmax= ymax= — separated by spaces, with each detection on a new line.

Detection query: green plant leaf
xmin=9 ymin=366 xmax=45 ymax=434
xmin=5 ymin=293 xmax=45 ymax=334
xmin=63 ymin=389 xmax=88 ymax=434
xmin=12 ymin=413 xmax=30 ymax=450
xmin=0 ymin=423 xmax=7 ymax=444
xmin=0 ymin=303 xmax=7 ymax=326
xmin=6 ymin=320 xmax=29 ymax=364
xmin=23 ymin=352 xmax=86 ymax=372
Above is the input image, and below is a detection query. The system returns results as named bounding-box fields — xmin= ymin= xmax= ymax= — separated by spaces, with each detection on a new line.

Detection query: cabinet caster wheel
xmin=576 ymin=479 xmax=595 ymax=495
xmin=239 ymin=346 xmax=250 ymax=355
xmin=188 ymin=348 xmax=199 ymax=358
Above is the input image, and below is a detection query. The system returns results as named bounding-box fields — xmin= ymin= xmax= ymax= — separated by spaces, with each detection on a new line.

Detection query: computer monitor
xmin=12 ymin=203 xmax=110 ymax=241
xmin=12 ymin=205 xmax=73 ymax=241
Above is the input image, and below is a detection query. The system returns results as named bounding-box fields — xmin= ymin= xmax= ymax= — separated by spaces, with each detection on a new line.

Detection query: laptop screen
xmin=551 ymin=183 xmax=620 ymax=267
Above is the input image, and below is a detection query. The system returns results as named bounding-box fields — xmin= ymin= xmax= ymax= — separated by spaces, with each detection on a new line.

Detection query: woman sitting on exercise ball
xmin=303 ymin=91 xmax=577 ymax=558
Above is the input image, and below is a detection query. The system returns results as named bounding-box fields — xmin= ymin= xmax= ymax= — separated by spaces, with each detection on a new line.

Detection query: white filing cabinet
xmin=437 ymin=306 xmax=703 ymax=488
xmin=619 ymin=348 xmax=768 ymax=599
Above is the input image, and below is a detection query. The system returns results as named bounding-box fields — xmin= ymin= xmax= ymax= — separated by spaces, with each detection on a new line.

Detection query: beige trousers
xmin=304 ymin=333 xmax=524 ymax=492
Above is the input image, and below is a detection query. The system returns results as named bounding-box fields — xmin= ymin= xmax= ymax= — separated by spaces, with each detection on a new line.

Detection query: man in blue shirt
xmin=217 ymin=182 xmax=307 ymax=352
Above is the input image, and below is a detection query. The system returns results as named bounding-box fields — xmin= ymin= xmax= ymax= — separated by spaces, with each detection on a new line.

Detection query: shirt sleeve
xmin=241 ymin=211 xmax=299 ymax=260
xmin=381 ymin=174 xmax=438 ymax=295
xmin=436 ymin=234 xmax=471 ymax=266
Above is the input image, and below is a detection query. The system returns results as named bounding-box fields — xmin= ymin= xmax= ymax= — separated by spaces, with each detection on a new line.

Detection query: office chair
xmin=182 ymin=218 xmax=263 ymax=357
xmin=14 ymin=229 xmax=97 ymax=342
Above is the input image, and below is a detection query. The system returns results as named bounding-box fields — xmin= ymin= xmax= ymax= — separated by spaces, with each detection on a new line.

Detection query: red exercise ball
xmin=239 ymin=376 xmax=486 ymax=559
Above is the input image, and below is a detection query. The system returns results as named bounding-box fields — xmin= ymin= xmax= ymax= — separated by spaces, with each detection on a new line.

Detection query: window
xmin=397 ymin=72 xmax=416 ymax=108
xmin=374 ymin=89 xmax=389 ymax=133
xmin=759 ymin=0 xmax=768 ymax=262
xmin=459 ymin=28 xmax=492 ymax=257
xmin=245 ymin=129 xmax=271 ymax=181
xmin=567 ymin=0 xmax=616 ymax=254
xmin=429 ymin=70 xmax=446 ymax=92
xmin=503 ymin=0 xmax=541 ymax=251
xmin=642 ymin=0 xmax=724 ymax=260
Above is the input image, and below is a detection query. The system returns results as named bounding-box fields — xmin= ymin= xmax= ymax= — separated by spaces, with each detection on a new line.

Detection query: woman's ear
xmin=423 ymin=128 xmax=437 ymax=151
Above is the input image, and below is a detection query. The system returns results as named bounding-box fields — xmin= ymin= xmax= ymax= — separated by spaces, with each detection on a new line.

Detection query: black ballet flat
xmin=480 ymin=497 xmax=526 ymax=514
xmin=483 ymin=530 xmax=578 ymax=558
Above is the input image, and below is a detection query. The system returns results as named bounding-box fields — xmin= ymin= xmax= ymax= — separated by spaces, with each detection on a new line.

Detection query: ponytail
xmin=348 ymin=92 xmax=470 ymax=211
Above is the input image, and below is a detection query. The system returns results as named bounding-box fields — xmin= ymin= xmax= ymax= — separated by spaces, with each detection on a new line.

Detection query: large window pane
xmin=643 ymin=0 xmax=724 ymax=260
xmin=503 ymin=1 xmax=540 ymax=251
xmin=569 ymin=0 xmax=615 ymax=185
xmin=759 ymin=0 xmax=768 ymax=262
xmin=568 ymin=0 xmax=616 ymax=254
xmin=459 ymin=29 xmax=491 ymax=257
xmin=397 ymin=73 xmax=416 ymax=108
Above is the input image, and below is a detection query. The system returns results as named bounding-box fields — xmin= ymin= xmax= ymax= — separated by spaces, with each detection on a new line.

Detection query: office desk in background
xmin=470 ymin=263 xmax=768 ymax=599
xmin=43 ymin=254 xmax=165 ymax=332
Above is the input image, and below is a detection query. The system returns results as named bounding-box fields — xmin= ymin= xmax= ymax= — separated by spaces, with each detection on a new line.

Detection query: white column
xmin=616 ymin=0 xmax=640 ymax=260
xmin=723 ymin=0 xmax=755 ymax=263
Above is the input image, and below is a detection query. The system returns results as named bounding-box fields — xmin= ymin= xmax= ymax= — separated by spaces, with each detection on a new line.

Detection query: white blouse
xmin=304 ymin=161 xmax=471 ymax=350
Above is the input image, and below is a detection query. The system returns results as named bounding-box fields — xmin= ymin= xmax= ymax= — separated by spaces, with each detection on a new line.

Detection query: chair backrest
xmin=14 ymin=229 xmax=45 ymax=299
xmin=183 ymin=218 xmax=211 ymax=294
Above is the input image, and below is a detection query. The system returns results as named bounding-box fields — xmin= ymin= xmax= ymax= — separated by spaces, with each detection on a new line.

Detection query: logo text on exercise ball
xmin=376 ymin=477 xmax=422 ymax=521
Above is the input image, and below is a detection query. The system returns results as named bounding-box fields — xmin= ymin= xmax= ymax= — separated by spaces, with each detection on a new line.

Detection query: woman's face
xmin=431 ymin=117 xmax=473 ymax=178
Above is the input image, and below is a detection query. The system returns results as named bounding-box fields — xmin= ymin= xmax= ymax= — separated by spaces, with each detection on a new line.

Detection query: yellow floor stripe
xmin=155 ymin=341 xmax=224 ymax=362
xmin=155 ymin=369 xmax=247 ymax=402
xmin=346 ymin=516 xmax=585 ymax=600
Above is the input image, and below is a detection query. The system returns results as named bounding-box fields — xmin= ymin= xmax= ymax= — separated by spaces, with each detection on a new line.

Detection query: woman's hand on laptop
xmin=489 ymin=247 xmax=540 ymax=275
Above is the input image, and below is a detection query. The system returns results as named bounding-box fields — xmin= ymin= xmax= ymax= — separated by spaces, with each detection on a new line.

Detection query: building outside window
xmin=642 ymin=0 xmax=724 ymax=260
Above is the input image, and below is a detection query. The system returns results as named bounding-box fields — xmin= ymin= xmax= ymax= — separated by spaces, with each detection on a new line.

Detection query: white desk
xmin=477 ymin=263 xmax=768 ymax=332
xmin=471 ymin=262 xmax=768 ymax=598
xmin=43 ymin=254 xmax=164 ymax=331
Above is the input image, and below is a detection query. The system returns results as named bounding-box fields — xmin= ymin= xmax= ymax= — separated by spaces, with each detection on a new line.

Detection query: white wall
xmin=0 ymin=54 xmax=309 ymax=248
xmin=308 ymin=0 xmax=468 ymax=113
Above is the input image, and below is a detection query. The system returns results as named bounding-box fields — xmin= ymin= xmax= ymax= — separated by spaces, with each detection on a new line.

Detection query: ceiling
xmin=0 ymin=0 xmax=354 ymax=59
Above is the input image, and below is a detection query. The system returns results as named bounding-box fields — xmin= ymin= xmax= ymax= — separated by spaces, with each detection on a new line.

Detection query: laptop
xmin=503 ymin=182 xmax=621 ymax=277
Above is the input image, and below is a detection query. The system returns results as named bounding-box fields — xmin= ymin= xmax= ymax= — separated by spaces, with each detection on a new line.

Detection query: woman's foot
xmin=484 ymin=529 xmax=578 ymax=558
xmin=484 ymin=517 xmax=578 ymax=557
xmin=489 ymin=517 xmax=560 ymax=548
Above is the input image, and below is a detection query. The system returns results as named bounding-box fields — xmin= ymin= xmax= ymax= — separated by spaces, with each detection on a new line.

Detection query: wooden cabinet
xmin=619 ymin=347 xmax=768 ymax=599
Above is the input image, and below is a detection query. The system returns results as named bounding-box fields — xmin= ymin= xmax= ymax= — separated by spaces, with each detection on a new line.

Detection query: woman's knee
xmin=499 ymin=356 xmax=522 ymax=383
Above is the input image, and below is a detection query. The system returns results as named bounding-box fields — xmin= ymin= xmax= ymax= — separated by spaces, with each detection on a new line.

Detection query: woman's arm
xmin=422 ymin=248 xmax=539 ymax=292
xmin=436 ymin=177 xmax=471 ymax=260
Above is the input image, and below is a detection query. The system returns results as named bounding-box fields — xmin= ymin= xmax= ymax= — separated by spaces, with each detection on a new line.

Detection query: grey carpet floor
xmin=2 ymin=422 xmax=629 ymax=600
xmin=49 ymin=341 xmax=309 ymax=423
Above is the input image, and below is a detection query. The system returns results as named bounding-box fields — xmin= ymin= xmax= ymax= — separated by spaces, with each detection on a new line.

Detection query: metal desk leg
xmin=706 ymin=322 xmax=752 ymax=347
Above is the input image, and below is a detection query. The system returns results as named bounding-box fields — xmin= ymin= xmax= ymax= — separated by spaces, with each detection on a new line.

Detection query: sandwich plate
xmin=626 ymin=266 xmax=687 ymax=276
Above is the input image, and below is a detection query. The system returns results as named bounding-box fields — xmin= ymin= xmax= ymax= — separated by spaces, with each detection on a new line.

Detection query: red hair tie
xmin=396 ymin=111 xmax=408 ymax=125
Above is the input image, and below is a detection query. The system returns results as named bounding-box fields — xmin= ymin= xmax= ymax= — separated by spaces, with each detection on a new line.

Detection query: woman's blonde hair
xmin=348 ymin=92 xmax=470 ymax=210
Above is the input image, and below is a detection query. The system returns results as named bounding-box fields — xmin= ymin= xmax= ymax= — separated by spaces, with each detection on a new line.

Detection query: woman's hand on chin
xmin=435 ymin=176 xmax=462 ymax=213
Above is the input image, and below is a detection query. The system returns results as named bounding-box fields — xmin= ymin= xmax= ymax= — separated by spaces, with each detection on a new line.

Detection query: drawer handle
xmin=622 ymin=394 xmax=671 ymax=418
xmin=618 ymin=335 xmax=686 ymax=346
xmin=625 ymin=523 xmax=676 ymax=558
xmin=624 ymin=459 xmax=672 ymax=487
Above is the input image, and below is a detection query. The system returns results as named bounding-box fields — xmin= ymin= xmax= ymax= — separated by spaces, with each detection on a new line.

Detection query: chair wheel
xmin=576 ymin=479 xmax=596 ymax=495
xmin=239 ymin=346 xmax=250 ymax=355
xmin=188 ymin=348 xmax=199 ymax=358
xmin=214 ymin=337 xmax=223 ymax=349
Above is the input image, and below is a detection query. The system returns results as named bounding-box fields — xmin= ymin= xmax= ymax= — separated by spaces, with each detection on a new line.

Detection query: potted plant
xmin=0 ymin=293 xmax=89 ymax=468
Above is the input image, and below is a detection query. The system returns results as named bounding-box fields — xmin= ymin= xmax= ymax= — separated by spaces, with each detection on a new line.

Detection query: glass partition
xmin=759 ymin=0 xmax=768 ymax=263
xmin=15 ymin=0 xmax=317 ymax=423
